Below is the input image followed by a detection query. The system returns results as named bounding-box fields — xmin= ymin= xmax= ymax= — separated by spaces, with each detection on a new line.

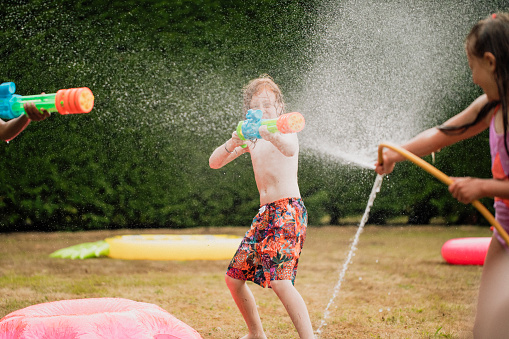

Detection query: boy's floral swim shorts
xmin=226 ymin=197 xmax=307 ymax=288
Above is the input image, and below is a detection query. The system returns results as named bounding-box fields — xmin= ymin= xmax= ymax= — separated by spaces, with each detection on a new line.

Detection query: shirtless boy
xmin=209 ymin=75 xmax=314 ymax=339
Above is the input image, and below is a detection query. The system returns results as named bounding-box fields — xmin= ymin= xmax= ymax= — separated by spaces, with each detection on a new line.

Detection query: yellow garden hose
xmin=378 ymin=142 xmax=509 ymax=246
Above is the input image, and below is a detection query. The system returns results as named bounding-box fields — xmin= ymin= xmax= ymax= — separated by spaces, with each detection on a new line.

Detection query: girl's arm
xmin=258 ymin=125 xmax=299 ymax=157
xmin=209 ymin=131 xmax=249 ymax=169
xmin=376 ymin=94 xmax=491 ymax=174
xmin=0 ymin=115 xmax=31 ymax=141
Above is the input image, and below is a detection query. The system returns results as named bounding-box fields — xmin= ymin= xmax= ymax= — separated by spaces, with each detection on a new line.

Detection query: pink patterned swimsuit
xmin=490 ymin=105 xmax=509 ymax=246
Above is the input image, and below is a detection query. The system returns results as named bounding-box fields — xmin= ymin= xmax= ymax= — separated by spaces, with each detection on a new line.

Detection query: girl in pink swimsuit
xmin=490 ymin=105 xmax=509 ymax=247
xmin=376 ymin=13 xmax=509 ymax=338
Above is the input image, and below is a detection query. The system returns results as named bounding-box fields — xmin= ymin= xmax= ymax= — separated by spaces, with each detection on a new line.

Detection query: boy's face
xmin=249 ymin=88 xmax=278 ymax=119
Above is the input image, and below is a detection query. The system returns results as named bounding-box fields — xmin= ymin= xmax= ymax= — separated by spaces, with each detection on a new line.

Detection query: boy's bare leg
xmin=225 ymin=274 xmax=267 ymax=339
xmin=474 ymin=235 xmax=509 ymax=338
xmin=271 ymin=280 xmax=315 ymax=339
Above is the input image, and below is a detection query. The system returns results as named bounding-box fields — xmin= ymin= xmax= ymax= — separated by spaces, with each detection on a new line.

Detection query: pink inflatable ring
xmin=441 ymin=237 xmax=491 ymax=265
xmin=0 ymin=298 xmax=202 ymax=339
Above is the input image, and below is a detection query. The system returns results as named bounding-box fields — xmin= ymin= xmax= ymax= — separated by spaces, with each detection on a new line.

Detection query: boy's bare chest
xmin=250 ymin=141 xmax=284 ymax=163
xmin=250 ymin=142 xmax=297 ymax=178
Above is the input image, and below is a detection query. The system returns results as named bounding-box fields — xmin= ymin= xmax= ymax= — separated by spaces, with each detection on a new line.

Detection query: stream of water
xmin=315 ymin=174 xmax=384 ymax=337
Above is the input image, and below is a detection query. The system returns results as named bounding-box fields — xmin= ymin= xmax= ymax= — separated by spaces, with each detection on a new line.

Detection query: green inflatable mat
xmin=50 ymin=240 xmax=110 ymax=259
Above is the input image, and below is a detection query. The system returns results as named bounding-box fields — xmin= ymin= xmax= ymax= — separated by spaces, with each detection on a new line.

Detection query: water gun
xmin=0 ymin=82 xmax=94 ymax=119
xmin=236 ymin=109 xmax=305 ymax=144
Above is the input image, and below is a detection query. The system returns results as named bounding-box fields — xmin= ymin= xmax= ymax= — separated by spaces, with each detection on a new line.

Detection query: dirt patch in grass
xmin=0 ymin=225 xmax=489 ymax=338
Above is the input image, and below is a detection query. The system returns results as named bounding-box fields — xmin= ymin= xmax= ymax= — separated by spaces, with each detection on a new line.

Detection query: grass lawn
xmin=0 ymin=225 xmax=490 ymax=338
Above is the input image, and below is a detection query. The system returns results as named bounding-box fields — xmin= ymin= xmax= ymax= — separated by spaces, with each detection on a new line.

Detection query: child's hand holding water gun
xmin=235 ymin=109 xmax=305 ymax=156
xmin=0 ymin=82 xmax=94 ymax=142
xmin=224 ymin=130 xmax=248 ymax=155
xmin=23 ymin=101 xmax=51 ymax=121
xmin=210 ymin=109 xmax=305 ymax=168
xmin=236 ymin=109 xmax=305 ymax=142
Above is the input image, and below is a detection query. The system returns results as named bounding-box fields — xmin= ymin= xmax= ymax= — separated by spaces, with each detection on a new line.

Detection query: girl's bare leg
xmin=225 ymin=274 xmax=267 ymax=339
xmin=474 ymin=234 xmax=509 ymax=338
xmin=271 ymin=280 xmax=315 ymax=339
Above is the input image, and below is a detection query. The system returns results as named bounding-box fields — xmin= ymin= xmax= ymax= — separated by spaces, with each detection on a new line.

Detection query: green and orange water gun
xmin=236 ymin=109 xmax=305 ymax=147
xmin=0 ymin=82 xmax=94 ymax=119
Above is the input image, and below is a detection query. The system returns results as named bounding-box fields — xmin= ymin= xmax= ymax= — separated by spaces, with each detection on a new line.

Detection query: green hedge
xmin=0 ymin=0 xmax=499 ymax=231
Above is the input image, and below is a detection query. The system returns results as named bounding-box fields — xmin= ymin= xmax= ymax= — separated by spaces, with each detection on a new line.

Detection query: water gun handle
xmin=0 ymin=82 xmax=94 ymax=120
xmin=236 ymin=111 xmax=305 ymax=148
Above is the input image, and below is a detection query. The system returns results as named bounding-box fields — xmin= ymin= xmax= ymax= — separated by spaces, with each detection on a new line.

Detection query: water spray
xmin=315 ymin=173 xmax=384 ymax=337
xmin=296 ymin=0 xmax=475 ymax=171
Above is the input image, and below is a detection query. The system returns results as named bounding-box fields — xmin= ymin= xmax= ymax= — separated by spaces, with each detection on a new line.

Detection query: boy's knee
xmin=270 ymin=279 xmax=292 ymax=292
xmin=225 ymin=274 xmax=233 ymax=284
xmin=225 ymin=274 xmax=243 ymax=288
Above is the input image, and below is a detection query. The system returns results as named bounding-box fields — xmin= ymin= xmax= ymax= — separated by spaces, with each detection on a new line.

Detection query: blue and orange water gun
xmin=236 ymin=109 xmax=305 ymax=143
xmin=0 ymin=82 xmax=94 ymax=120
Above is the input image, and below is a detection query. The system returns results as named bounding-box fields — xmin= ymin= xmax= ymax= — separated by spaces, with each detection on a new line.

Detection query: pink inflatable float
xmin=441 ymin=237 xmax=491 ymax=265
xmin=0 ymin=298 xmax=202 ymax=339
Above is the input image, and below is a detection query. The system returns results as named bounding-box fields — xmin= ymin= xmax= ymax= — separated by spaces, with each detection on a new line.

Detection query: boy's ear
xmin=483 ymin=52 xmax=496 ymax=71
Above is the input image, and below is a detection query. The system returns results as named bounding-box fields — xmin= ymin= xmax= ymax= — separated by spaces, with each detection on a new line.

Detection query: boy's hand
xmin=226 ymin=131 xmax=246 ymax=150
xmin=258 ymin=125 xmax=275 ymax=141
xmin=23 ymin=102 xmax=51 ymax=121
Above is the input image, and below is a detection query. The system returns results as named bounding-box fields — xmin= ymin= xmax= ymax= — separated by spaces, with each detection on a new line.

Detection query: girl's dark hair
xmin=438 ymin=13 xmax=509 ymax=155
